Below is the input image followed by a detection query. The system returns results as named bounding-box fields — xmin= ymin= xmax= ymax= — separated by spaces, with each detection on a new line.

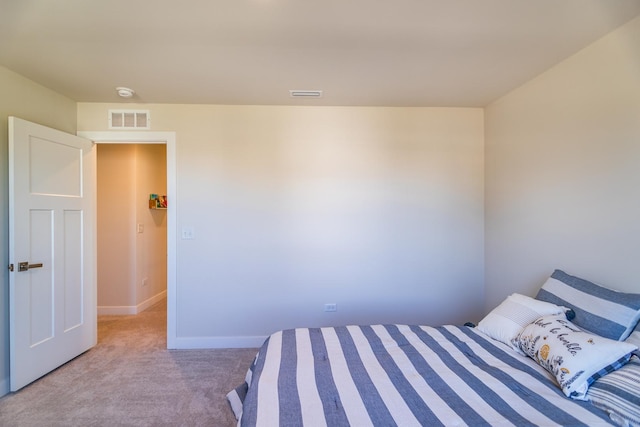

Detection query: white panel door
xmin=8 ymin=117 xmax=96 ymax=391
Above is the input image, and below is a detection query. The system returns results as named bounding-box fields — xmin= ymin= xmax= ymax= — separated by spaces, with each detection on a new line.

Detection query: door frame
xmin=77 ymin=131 xmax=177 ymax=349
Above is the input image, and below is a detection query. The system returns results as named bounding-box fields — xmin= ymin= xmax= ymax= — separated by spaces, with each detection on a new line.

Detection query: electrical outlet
xmin=324 ymin=303 xmax=337 ymax=312
xmin=142 ymin=278 xmax=148 ymax=287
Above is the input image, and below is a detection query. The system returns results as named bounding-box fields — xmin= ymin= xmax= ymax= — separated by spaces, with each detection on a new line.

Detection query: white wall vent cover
xmin=289 ymin=90 xmax=323 ymax=98
xmin=109 ymin=110 xmax=151 ymax=130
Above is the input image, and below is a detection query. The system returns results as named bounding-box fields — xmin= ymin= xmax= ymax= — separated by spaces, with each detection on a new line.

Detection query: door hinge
xmin=8 ymin=264 xmax=13 ymax=272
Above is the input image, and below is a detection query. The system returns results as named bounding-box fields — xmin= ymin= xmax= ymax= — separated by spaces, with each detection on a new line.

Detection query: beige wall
xmin=485 ymin=15 xmax=640 ymax=311
xmin=97 ymin=144 xmax=167 ymax=313
xmin=0 ymin=66 xmax=77 ymax=395
xmin=79 ymin=104 xmax=485 ymax=345
xmin=97 ymin=145 xmax=136 ymax=307
xmin=135 ymin=144 xmax=168 ymax=305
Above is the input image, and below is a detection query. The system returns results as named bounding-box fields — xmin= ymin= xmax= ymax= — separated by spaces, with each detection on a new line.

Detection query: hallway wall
xmin=97 ymin=144 xmax=167 ymax=314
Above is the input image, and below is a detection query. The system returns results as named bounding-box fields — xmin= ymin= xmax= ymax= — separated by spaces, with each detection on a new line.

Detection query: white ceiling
xmin=1 ymin=0 xmax=640 ymax=107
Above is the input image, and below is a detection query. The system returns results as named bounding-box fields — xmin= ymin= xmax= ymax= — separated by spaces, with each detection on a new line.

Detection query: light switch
xmin=181 ymin=227 xmax=195 ymax=240
xmin=137 ymin=224 xmax=144 ymax=233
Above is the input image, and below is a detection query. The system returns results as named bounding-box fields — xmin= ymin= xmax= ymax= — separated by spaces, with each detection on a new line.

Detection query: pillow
xmin=514 ymin=314 xmax=637 ymax=400
xmin=477 ymin=293 xmax=569 ymax=352
xmin=536 ymin=270 xmax=640 ymax=341
xmin=625 ymin=322 xmax=640 ymax=358
xmin=587 ymin=356 xmax=640 ymax=427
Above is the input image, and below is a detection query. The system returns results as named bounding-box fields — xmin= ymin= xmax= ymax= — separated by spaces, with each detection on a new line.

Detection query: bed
xmin=228 ymin=270 xmax=640 ymax=426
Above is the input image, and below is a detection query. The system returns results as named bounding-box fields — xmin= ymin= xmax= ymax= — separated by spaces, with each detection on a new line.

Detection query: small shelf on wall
xmin=149 ymin=194 xmax=167 ymax=210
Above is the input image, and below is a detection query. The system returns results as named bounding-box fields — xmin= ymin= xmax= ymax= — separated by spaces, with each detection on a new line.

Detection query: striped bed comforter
xmin=227 ymin=324 xmax=615 ymax=426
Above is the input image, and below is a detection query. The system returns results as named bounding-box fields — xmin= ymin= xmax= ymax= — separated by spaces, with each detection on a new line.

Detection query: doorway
xmin=96 ymin=144 xmax=167 ymax=315
xmin=77 ymin=131 xmax=177 ymax=349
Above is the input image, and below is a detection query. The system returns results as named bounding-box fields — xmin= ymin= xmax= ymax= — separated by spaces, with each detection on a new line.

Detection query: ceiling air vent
xmin=289 ymin=90 xmax=323 ymax=98
xmin=109 ymin=110 xmax=151 ymax=130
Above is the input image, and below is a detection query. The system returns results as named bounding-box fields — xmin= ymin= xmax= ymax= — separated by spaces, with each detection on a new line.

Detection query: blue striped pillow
xmin=536 ymin=270 xmax=640 ymax=341
xmin=588 ymin=356 xmax=640 ymax=426
xmin=625 ymin=322 xmax=640 ymax=357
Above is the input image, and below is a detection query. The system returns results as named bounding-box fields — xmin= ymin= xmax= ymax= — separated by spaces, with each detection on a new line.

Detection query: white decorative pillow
xmin=514 ymin=314 xmax=637 ymax=400
xmin=476 ymin=293 xmax=568 ymax=352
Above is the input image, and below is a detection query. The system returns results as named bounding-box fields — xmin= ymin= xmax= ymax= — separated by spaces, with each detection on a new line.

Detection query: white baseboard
xmin=98 ymin=290 xmax=167 ymax=315
xmin=137 ymin=290 xmax=167 ymax=312
xmin=98 ymin=305 xmax=137 ymax=315
xmin=172 ymin=335 xmax=267 ymax=349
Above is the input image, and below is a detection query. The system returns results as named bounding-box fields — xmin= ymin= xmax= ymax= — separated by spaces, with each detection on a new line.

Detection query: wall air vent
xmin=289 ymin=90 xmax=323 ymax=98
xmin=109 ymin=110 xmax=151 ymax=130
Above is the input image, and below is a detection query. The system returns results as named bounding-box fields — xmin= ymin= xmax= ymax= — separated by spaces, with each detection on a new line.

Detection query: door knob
xmin=18 ymin=262 xmax=43 ymax=272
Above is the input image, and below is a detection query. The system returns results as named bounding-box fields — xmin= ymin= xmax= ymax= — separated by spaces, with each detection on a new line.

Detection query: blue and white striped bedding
xmin=588 ymin=356 xmax=640 ymax=427
xmin=228 ymin=324 xmax=617 ymax=426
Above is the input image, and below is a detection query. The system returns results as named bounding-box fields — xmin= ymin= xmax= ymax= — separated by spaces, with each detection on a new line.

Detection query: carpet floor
xmin=0 ymin=299 xmax=258 ymax=426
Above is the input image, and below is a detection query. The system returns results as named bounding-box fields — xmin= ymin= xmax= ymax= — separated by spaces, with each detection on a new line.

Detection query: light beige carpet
xmin=0 ymin=299 xmax=258 ymax=426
